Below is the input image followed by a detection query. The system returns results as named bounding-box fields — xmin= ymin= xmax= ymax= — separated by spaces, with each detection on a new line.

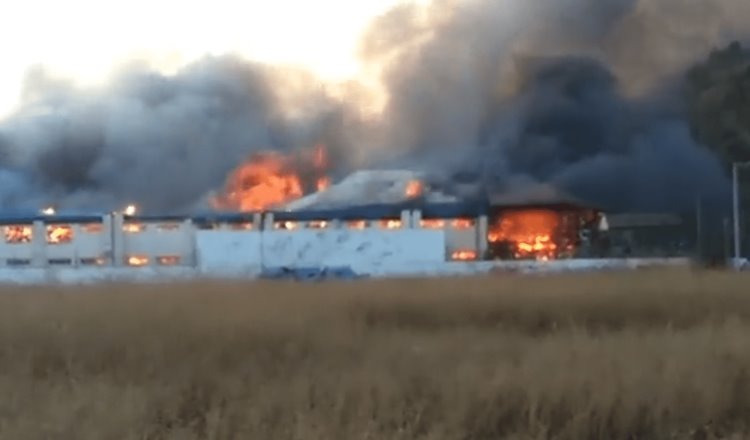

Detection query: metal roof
xmin=0 ymin=214 xmax=106 ymax=225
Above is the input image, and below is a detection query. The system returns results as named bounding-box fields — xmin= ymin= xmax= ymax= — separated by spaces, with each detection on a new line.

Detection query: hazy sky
xmin=0 ymin=0 xmax=414 ymax=118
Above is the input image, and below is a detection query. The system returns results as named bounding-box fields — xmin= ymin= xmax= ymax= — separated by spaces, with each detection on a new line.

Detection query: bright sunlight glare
xmin=0 ymin=0 xmax=420 ymax=118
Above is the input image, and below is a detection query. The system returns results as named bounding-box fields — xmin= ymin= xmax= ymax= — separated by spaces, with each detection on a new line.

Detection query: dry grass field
xmin=1 ymin=270 xmax=750 ymax=439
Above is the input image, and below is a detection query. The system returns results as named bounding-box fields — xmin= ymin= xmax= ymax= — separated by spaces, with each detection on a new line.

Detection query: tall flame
xmin=212 ymin=144 xmax=329 ymax=212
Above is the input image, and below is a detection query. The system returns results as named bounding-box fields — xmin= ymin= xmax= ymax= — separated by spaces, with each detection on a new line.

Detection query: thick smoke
xmin=0 ymin=59 xmax=357 ymax=213
xmin=362 ymin=0 xmax=750 ymax=211
xmin=0 ymin=0 xmax=748 ymax=213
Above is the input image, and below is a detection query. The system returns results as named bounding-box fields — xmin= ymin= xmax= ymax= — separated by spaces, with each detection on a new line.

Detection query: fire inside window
xmin=275 ymin=221 xmax=298 ymax=230
xmin=80 ymin=257 xmax=106 ymax=266
xmin=421 ymin=219 xmax=445 ymax=229
xmin=46 ymin=225 xmax=73 ymax=244
xmin=379 ymin=219 xmax=402 ymax=229
xmin=157 ymin=256 xmax=181 ymax=266
xmin=451 ymin=249 xmax=478 ymax=261
xmin=452 ymin=219 xmax=475 ymax=229
xmin=82 ymin=223 xmax=103 ymax=233
xmin=157 ymin=223 xmax=180 ymax=231
xmin=4 ymin=225 xmax=32 ymax=244
xmin=123 ymin=223 xmax=145 ymax=233
xmin=421 ymin=219 xmax=476 ymax=229
xmin=229 ymin=222 xmax=253 ymax=230
xmin=346 ymin=220 xmax=368 ymax=230
xmin=126 ymin=255 xmax=149 ymax=267
xmin=307 ymin=220 xmax=329 ymax=229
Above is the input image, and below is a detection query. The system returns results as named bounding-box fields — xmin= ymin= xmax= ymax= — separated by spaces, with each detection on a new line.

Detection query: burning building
xmin=0 ymin=138 xmax=692 ymax=277
xmin=486 ymin=184 xmax=602 ymax=261
xmin=211 ymin=144 xmax=330 ymax=212
xmin=0 ymin=175 xmax=690 ymax=281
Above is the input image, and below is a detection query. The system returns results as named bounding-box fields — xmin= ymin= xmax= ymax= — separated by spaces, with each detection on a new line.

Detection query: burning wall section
xmin=487 ymin=208 xmax=599 ymax=261
xmin=485 ymin=186 xmax=602 ymax=261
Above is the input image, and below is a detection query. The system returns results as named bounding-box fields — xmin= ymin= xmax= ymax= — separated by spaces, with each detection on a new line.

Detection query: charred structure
xmin=486 ymin=186 xmax=601 ymax=261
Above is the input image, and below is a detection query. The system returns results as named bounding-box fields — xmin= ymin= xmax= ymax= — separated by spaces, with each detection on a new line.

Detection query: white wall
xmin=195 ymin=230 xmax=263 ymax=275
xmin=117 ymin=219 xmax=195 ymax=267
xmin=260 ymin=229 xmax=445 ymax=272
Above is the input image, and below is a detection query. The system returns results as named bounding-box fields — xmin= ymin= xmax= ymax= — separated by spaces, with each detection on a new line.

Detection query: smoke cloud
xmin=0 ymin=59 xmax=357 ymax=213
xmin=363 ymin=0 xmax=749 ymax=211
xmin=0 ymin=0 xmax=748 ymax=213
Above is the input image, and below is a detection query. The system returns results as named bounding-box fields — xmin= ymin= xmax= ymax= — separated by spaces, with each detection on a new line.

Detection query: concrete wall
xmin=260 ymin=229 xmax=445 ymax=272
xmin=0 ymin=219 xmax=113 ymax=267
xmin=0 ymin=223 xmax=35 ymax=266
xmin=45 ymin=222 xmax=113 ymax=266
xmin=0 ymin=210 xmax=698 ymax=284
xmin=116 ymin=217 xmax=195 ymax=267
xmin=195 ymin=230 xmax=262 ymax=275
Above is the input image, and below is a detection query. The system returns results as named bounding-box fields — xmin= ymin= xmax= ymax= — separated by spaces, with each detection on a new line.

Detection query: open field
xmin=1 ymin=270 xmax=750 ymax=439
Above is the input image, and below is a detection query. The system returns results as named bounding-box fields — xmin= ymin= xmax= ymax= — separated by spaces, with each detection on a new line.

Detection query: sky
xmin=0 ymin=0 xmax=414 ymax=118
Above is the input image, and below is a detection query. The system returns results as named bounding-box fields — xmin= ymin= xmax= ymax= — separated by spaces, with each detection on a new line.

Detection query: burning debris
xmin=488 ymin=210 xmax=567 ymax=261
xmin=486 ymin=185 xmax=600 ymax=261
xmin=211 ymin=144 xmax=330 ymax=212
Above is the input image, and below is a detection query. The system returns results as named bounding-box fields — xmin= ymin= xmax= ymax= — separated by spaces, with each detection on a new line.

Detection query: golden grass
xmin=1 ymin=269 xmax=750 ymax=439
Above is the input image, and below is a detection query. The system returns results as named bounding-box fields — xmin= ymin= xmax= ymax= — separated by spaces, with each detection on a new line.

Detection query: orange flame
xmin=488 ymin=210 xmax=561 ymax=260
xmin=420 ymin=219 xmax=445 ymax=229
xmin=127 ymin=255 xmax=149 ymax=267
xmin=4 ymin=225 xmax=32 ymax=244
xmin=380 ymin=219 xmax=403 ymax=229
xmin=405 ymin=180 xmax=423 ymax=198
xmin=212 ymin=144 xmax=330 ymax=212
xmin=316 ymin=177 xmax=331 ymax=191
xmin=46 ymin=225 xmax=73 ymax=244
xmin=451 ymin=249 xmax=478 ymax=261
xmin=421 ymin=218 xmax=474 ymax=229
xmin=347 ymin=220 xmax=367 ymax=230
xmin=452 ymin=219 xmax=474 ymax=229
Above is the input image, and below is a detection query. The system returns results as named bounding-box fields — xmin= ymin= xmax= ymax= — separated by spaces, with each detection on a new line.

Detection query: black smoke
xmin=483 ymin=57 xmax=729 ymax=212
xmin=363 ymin=0 xmax=749 ymax=212
xmin=0 ymin=59 xmax=357 ymax=213
xmin=0 ymin=0 xmax=748 ymax=213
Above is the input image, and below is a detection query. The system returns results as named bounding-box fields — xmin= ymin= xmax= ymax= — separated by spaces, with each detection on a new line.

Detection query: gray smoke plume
xmin=0 ymin=58 xmax=356 ymax=213
xmin=361 ymin=0 xmax=750 ymax=211
xmin=0 ymin=0 xmax=748 ymax=214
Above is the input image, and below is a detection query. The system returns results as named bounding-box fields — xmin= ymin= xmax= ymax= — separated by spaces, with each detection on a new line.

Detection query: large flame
xmin=212 ymin=144 xmax=329 ymax=212
xmin=488 ymin=209 xmax=562 ymax=260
